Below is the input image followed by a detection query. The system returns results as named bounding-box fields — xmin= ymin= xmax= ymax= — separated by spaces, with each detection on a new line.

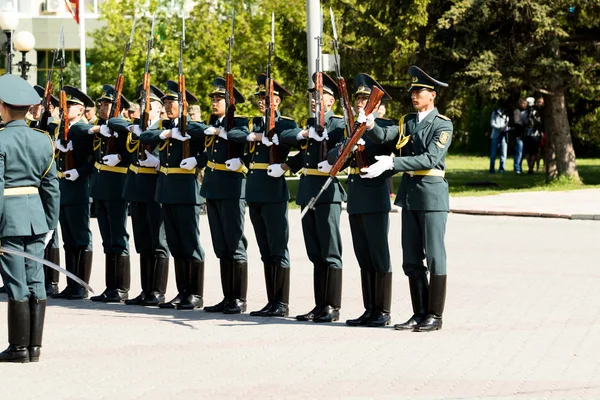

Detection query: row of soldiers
xmin=1 ymin=64 xmax=452 ymax=362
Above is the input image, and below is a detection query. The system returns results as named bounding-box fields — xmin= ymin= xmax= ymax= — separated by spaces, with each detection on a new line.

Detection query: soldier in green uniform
xmin=187 ymin=78 xmax=250 ymax=315
xmin=229 ymin=74 xmax=297 ymax=317
xmin=360 ymin=66 xmax=452 ymax=332
xmin=108 ymin=84 xmax=170 ymax=306
xmin=0 ymin=74 xmax=60 ymax=363
xmin=328 ymin=73 xmax=395 ymax=327
xmin=70 ymin=84 xmax=132 ymax=303
xmin=139 ymin=81 xmax=206 ymax=310
xmin=47 ymin=87 xmax=95 ymax=300
xmin=278 ymin=73 xmax=347 ymax=323
xmin=30 ymin=85 xmax=61 ymax=296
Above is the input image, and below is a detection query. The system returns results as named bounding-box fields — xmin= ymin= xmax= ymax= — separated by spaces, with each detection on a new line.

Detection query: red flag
xmin=65 ymin=0 xmax=80 ymax=24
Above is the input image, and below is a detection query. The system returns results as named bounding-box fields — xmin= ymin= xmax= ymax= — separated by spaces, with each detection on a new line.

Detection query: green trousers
xmin=301 ymin=203 xmax=342 ymax=270
xmin=95 ymin=200 xmax=130 ymax=255
xmin=206 ymin=199 xmax=248 ymax=262
xmin=131 ymin=201 xmax=169 ymax=258
xmin=401 ymin=209 xmax=448 ymax=276
xmin=162 ymin=204 xmax=204 ymax=261
xmin=349 ymin=212 xmax=391 ymax=273
xmin=0 ymin=234 xmax=46 ymax=300
xmin=248 ymin=201 xmax=290 ymax=267
xmin=60 ymin=203 xmax=92 ymax=251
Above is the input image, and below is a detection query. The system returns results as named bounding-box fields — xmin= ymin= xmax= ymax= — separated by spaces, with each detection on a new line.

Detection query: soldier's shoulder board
xmin=331 ymin=115 xmax=344 ymax=119
xmin=280 ymin=115 xmax=294 ymax=121
xmin=32 ymin=127 xmax=50 ymax=135
xmin=437 ymin=114 xmax=451 ymax=121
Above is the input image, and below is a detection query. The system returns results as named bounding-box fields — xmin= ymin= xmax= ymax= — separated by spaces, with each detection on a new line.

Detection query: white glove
xmin=102 ymin=154 xmax=121 ymax=167
xmin=44 ymin=230 xmax=54 ymax=248
xmin=365 ymin=113 xmax=375 ymax=130
xmin=55 ymin=140 xmax=72 ymax=153
xmin=204 ymin=126 xmax=217 ymax=136
xmin=317 ymin=160 xmax=333 ymax=174
xmin=139 ymin=151 xmax=159 ymax=168
xmin=172 ymin=127 xmax=191 ymax=142
xmin=129 ymin=124 xmax=143 ymax=136
xmin=360 ymin=155 xmax=394 ymax=179
xmin=180 ymin=157 xmax=198 ymax=170
xmin=246 ymin=133 xmax=258 ymax=142
xmin=357 ymin=108 xmax=367 ymax=124
xmin=267 ymin=163 xmax=285 ymax=178
xmin=99 ymin=124 xmax=113 ymax=138
xmin=225 ymin=158 xmax=243 ymax=171
xmin=64 ymin=168 xmax=79 ymax=181
xmin=308 ymin=127 xmax=328 ymax=142
xmin=272 ymin=134 xmax=279 ymax=145
xmin=218 ymin=127 xmax=228 ymax=139
xmin=261 ymin=134 xmax=273 ymax=147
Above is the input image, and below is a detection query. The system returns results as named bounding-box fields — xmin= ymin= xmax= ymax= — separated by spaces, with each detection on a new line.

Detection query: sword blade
xmin=0 ymin=247 xmax=94 ymax=294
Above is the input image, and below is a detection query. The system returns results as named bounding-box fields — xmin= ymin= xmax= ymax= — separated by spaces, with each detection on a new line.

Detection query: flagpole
xmin=79 ymin=0 xmax=87 ymax=92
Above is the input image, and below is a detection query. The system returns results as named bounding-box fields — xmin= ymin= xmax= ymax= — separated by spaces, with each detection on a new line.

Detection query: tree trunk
xmin=544 ymin=89 xmax=580 ymax=183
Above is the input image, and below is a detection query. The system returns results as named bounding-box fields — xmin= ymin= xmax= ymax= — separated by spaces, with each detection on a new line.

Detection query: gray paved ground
xmin=1 ymin=191 xmax=599 ymax=399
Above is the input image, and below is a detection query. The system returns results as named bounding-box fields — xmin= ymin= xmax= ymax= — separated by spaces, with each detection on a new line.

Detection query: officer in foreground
xmin=0 ymin=74 xmax=60 ymax=362
xmin=360 ymin=66 xmax=453 ymax=332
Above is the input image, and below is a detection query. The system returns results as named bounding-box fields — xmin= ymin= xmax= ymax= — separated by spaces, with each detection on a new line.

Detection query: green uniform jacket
xmin=140 ymin=119 xmax=206 ymax=205
xmin=108 ymin=117 xmax=161 ymax=203
xmin=327 ymin=120 xmax=396 ymax=215
xmin=237 ymin=112 xmax=296 ymax=203
xmin=0 ymin=120 xmax=60 ymax=236
xmin=188 ymin=115 xmax=249 ymax=200
xmin=70 ymin=117 xmax=131 ymax=201
xmin=280 ymin=110 xmax=347 ymax=206
xmin=48 ymin=120 xmax=94 ymax=206
xmin=365 ymin=108 xmax=453 ymax=211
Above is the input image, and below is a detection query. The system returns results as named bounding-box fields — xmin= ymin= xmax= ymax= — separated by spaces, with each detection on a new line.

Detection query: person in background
xmin=189 ymin=104 xmax=202 ymax=122
xmin=489 ymin=107 xmax=510 ymax=173
xmin=128 ymin=104 xmax=141 ymax=120
xmin=512 ymin=97 xmax=527 ymax=174
xmin=84 ymin=105 xmax=98 ymax=125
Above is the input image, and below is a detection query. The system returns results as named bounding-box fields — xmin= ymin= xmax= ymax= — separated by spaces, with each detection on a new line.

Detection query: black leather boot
xmin=249 ymin=263 xmax=274 ymax=317
xmin=0 ymin=299 xmax=30 ymax=363
xmin=394 ymin=273 xmax=429 ymax=331
xmin=44 ymin=247 xmax=60 ymax=296
xmin=178 ymin=260 xmax=205 ymax=310
xmin=414 ymin=275 xmax=446 ymax=332
xmin=52 ymin=249 xmax=78 ymax=299
xmin=368 ymin=272 xmax=392 ymax=327
xmin=204 ymin=259 xmax=232 ymax=313
xmin=104 ymin=255 xmax=130 ymax=303
xmin=346 ymin=270 xmax=374 ymax=326
xmin=91 ymin=253 xmax=117 ymax=302
xmin=125 ymin=252 xmax=152 ymax=305
xmin=264 ymin=264 xmax=290 ymax=317
xmin=144 ymin=256 xmax=169 ymax=306
xmin=28 ymin=298 xmax=46 ymax=362
xmin=296 ymin=264 xmax=327 ymax=321
xmin=160 ymin=258 xmax=188 ymax=309
xmin=223 ymin=260 xmax=248 ymax=314
xmin=69 ymin=249 xmax=93 ymax=300
xmin=314 ymin=267 xmax=342 ymax=323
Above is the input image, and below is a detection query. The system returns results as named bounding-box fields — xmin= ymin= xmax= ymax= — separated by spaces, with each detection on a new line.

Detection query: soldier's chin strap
xmin=396 ymin=114 xmax=411 ymax=150
xmin=0 ymin=244 xmax=94 ymax=294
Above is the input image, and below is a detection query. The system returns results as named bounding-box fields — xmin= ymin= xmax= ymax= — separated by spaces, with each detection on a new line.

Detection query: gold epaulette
xmin=280 ymin=115 xmax=294 ymax=121
xmin=32 ymin=128 xmax=49 ymax=135
xmin=331 ymin=115 xmax=343 ymax=119
xmin=437 ymin=114 xmax=451 ymax=121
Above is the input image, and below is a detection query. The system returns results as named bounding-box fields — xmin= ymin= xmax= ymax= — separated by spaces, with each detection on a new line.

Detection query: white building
xmin=0 ymin=0 xmax=105 ymax=84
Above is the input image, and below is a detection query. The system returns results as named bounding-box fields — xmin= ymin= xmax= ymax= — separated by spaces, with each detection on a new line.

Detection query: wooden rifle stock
xmin=225 ymin=73 xmax=235 ymax=131
xmin=314 ymin=71 xmax=327 ymax=160
xmin=40 ymin=81 xmax=53 ymax=131
xmin=265 ymin=77 xmax=279 ymax=164
xmin=107 ymin=75 xmax=124 ymax=154
xmin=140 ymin=72 xmax=152 ymax=160
xmin=179 ymin=74 xmax=190 ymax=158
xmin=59 ymin=90 xmax=74 ymax=170
xmin=337 ymin=76 xmax=366 ymax=167
xmin=330 ymin=86 xmax=384 ymax=177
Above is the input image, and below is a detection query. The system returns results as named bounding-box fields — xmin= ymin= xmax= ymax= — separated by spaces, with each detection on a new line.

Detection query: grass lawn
xmin=285 ymin=156 xmax=600 ymax=204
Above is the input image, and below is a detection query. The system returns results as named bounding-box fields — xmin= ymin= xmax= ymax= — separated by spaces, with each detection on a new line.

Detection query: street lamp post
xmin=14 ymin=30 xmax=35 ymax=80
xmin=0 ymin=9 xmax=20 ymax=74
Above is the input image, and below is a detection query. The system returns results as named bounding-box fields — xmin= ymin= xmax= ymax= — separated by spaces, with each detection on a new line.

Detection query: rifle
xmin=225 ymin=10 xmax=236 ymax=131
xmin=40 ymin=26 xmax=63 ymax=132
xmin=179 ymin=14 xmax=190 ymax=159
xmin=107 ymin=17 xmax=137 ymax=154
xmin=329 ymin=7 xmax=367 ymax=168
xmin=265 ymin=12 xmax=278 ymax=164
xmin=313 ymin=35 xmax=328 ymax=161
xmin=139 ymin=15 xmax=155 ymax=160
xmin=300 ymin=86 xmax=385 ymax=219
xmin=56 ymin=29 xmax=74 ymax=171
